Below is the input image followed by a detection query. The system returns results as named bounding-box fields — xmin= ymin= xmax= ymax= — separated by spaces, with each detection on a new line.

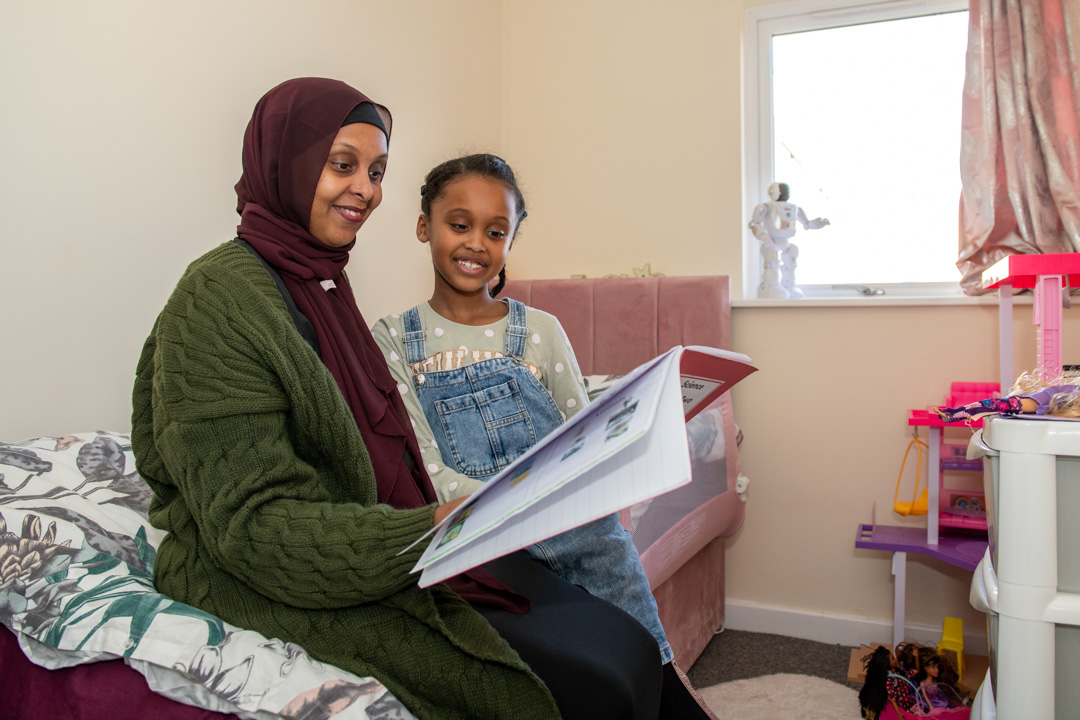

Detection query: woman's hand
xmin=434 ymin=495 xmax=471 ymax=525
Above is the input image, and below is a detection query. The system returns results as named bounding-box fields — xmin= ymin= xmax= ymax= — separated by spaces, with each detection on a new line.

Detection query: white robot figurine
xmin=748 ymin=182 xmax=830 ymax=298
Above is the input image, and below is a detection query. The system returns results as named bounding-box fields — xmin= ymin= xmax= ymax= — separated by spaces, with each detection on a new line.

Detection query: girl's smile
xmin=455 ymin=257 xmax=487 ymax=274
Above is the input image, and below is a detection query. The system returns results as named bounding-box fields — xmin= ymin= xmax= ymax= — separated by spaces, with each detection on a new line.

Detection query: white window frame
xmin=742 ymin=0 xmax=970 ymax=303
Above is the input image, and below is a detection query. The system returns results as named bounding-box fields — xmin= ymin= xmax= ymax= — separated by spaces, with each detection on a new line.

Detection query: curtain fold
xmin=958 ymin=0 xmax=1080 ymax=294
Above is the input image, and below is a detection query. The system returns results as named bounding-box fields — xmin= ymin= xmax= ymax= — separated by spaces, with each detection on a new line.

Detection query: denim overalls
xmin=402 ymin=300 xmax=671 ymax=662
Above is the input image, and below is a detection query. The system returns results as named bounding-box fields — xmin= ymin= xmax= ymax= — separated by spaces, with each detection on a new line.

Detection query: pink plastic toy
xmin=882 ymin=699 xmax=970 ymax=719
xmin=982 ymin=252 xmax=1080 ymax=389
xmin=859 ymin=383 xmax=997 ymax=647
xmin=907 ymin=382 xmax=999 ymax=544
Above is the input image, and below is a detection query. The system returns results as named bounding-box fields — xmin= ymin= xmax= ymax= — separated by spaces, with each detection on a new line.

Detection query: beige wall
xmin=3 ymin=0 xmax=1075 ymax=645
xmin=501 ymin=0 xmax=746 ymax=287
xmin=731 ymin=304 xmax=1078 ymax=637
xmin=0 ymin=0 xmax=507 ymax=439
xmin=497 ymin=0 xmax=1077 ymax=641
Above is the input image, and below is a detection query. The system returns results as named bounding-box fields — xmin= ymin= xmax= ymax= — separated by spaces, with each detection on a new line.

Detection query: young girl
xmin=373 ymin=153 xmax=716 ymax=718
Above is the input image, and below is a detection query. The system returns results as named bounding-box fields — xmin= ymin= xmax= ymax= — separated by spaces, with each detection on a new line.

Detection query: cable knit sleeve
xmin=135 ymin=248 xmax=436 ymax=609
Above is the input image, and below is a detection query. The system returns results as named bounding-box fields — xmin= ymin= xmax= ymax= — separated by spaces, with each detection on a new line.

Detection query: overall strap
xmin=232 ymin=237 xmax=321 ymax=359
xmin=504 ymin=299 xmax=529 ymax=359
xmin=401 ymin=306 xmax=427 ymax=365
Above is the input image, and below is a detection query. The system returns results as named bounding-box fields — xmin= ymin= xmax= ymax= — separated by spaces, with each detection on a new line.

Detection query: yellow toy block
xmin=938 ymin=616 xmax=964 ymax=678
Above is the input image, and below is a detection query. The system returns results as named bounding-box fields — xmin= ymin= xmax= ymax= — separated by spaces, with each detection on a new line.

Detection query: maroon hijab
xmin=234 ymin=78 xmax=525 ymax=610
xmin=235 ymin=77 xmax=429 ymax=509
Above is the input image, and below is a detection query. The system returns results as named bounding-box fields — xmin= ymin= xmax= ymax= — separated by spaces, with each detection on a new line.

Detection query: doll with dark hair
xmin=917 ymin=654 xmax=952 ymax=711
xmin=891 ymin=642 xmax=928 ymax=713
xmin=859 ymin=643 xmax=932 ymax=718
xmin=861 ymin=641 xmax=968 ymax=718
xmin=859 ymin=646 xmax=893 ymax=720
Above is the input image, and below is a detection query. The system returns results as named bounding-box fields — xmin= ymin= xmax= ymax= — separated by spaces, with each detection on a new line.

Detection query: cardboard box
xmin=956 ymin=652 xmax=988 ymax=698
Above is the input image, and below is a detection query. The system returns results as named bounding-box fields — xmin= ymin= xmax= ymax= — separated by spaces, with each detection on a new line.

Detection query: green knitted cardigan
xmin=131 ymin=242 xmax=560 ymax=719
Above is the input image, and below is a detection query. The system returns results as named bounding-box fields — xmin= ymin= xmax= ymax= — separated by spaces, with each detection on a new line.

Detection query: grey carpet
xmin=686 ymin=629 xmax=863 ymax=691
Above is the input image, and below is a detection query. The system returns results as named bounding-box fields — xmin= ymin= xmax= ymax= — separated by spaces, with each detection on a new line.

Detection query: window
xmin=743 ymin=0 xmax=969 ymax=300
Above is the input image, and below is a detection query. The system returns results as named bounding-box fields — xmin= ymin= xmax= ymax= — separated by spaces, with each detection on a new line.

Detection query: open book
xmin=410 ymin=345 xmax=757 ymax=587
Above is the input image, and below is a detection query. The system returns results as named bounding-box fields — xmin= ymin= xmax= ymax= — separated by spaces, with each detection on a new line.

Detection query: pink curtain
xmin=958 ymin=0 xmax=1080 ymax=294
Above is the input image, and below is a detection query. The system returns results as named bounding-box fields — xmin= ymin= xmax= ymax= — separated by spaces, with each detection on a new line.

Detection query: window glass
xmin=745 ymin=3 xmax=969 ymax=296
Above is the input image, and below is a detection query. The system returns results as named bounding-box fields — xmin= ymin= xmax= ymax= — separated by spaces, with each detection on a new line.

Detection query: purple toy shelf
xmin=857 ymin=253 xmax=1078 ymax=650
xmin=855 ymin=522 xmax=989 ymax=648
xmin=855 ymin=523 xmax=987 ymax=573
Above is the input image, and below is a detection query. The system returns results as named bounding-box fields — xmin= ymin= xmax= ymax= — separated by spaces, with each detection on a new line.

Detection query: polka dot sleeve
xmin=525 ymin=310 xmax=590 ymax=421
xmin=370 ymin=313 xmax=486 ymax=503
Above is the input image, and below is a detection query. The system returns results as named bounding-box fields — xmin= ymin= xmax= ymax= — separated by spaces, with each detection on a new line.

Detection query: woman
xmin=131 ymin=77 xmax=675 ymax=720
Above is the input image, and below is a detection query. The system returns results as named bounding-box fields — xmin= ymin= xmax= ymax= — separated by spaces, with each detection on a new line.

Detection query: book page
xmin=417 ymin=352 xmax=692 ymax=586
xmin=412 ymin=348 xmax=679 ymax=569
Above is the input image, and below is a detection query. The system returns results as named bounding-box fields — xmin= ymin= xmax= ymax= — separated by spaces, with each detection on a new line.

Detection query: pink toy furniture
xmin=907 ymin=382 xmax=998 ymax=545
xmin=503 ymin=274 xmax=747 ymax=668
xmin=858 ymin=382 xmax=996 ymax=648
xmin=982 ymin=252 xmax=1080 ymax=389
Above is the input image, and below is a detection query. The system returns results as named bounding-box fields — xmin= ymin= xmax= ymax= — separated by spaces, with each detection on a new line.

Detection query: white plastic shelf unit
xmin=968 ymin=417 xmax=1080 ymax=720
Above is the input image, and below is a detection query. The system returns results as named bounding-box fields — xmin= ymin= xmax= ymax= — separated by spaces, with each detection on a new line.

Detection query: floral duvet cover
xmin=0 ymin=430 xmax=413 ymax=720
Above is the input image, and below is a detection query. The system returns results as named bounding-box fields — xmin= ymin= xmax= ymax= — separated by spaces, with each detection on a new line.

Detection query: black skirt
xmin=476 ymin=551 xmax=662 ymax=720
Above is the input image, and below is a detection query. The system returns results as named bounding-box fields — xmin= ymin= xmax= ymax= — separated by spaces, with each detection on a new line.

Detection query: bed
xmin=0 ymin=274 xmax=747 ymax=719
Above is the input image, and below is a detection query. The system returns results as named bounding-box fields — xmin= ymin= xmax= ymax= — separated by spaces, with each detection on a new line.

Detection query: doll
xmin=916 ymin=654 xmax=949 ymax=711
xmin=859 ymin=646 xmax=893 ymax=720
xmin=892 ymin=642 xmax=926 ymax=712
xmin=935 ymin=370 xmax=1080 ymax=423
xmin=859 ymin=644 xmax=921 ymax=717
xmin=861 ymin=642 xmax=967 ymax=718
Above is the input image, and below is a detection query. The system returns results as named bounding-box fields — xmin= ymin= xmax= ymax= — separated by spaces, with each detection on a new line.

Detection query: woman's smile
xmin=334 ymin=204 xmax=367 ymax=223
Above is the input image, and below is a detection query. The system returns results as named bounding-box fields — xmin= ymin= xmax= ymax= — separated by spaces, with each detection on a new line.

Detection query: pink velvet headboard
xmin=501 ymin=276 xmax=732 ymax=375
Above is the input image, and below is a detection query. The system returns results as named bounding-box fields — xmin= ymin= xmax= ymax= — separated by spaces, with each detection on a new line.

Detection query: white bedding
xmin=0 ymin=431 xmax=414 ymax=720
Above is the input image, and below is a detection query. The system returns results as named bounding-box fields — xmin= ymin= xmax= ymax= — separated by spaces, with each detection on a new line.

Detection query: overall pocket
xmin=435 ymin=377 xmax=539 ymax=479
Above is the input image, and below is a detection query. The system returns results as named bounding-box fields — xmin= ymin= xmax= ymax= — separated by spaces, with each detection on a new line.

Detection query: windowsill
xmin=733 ymin=293 xmax=1036 ymax=308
